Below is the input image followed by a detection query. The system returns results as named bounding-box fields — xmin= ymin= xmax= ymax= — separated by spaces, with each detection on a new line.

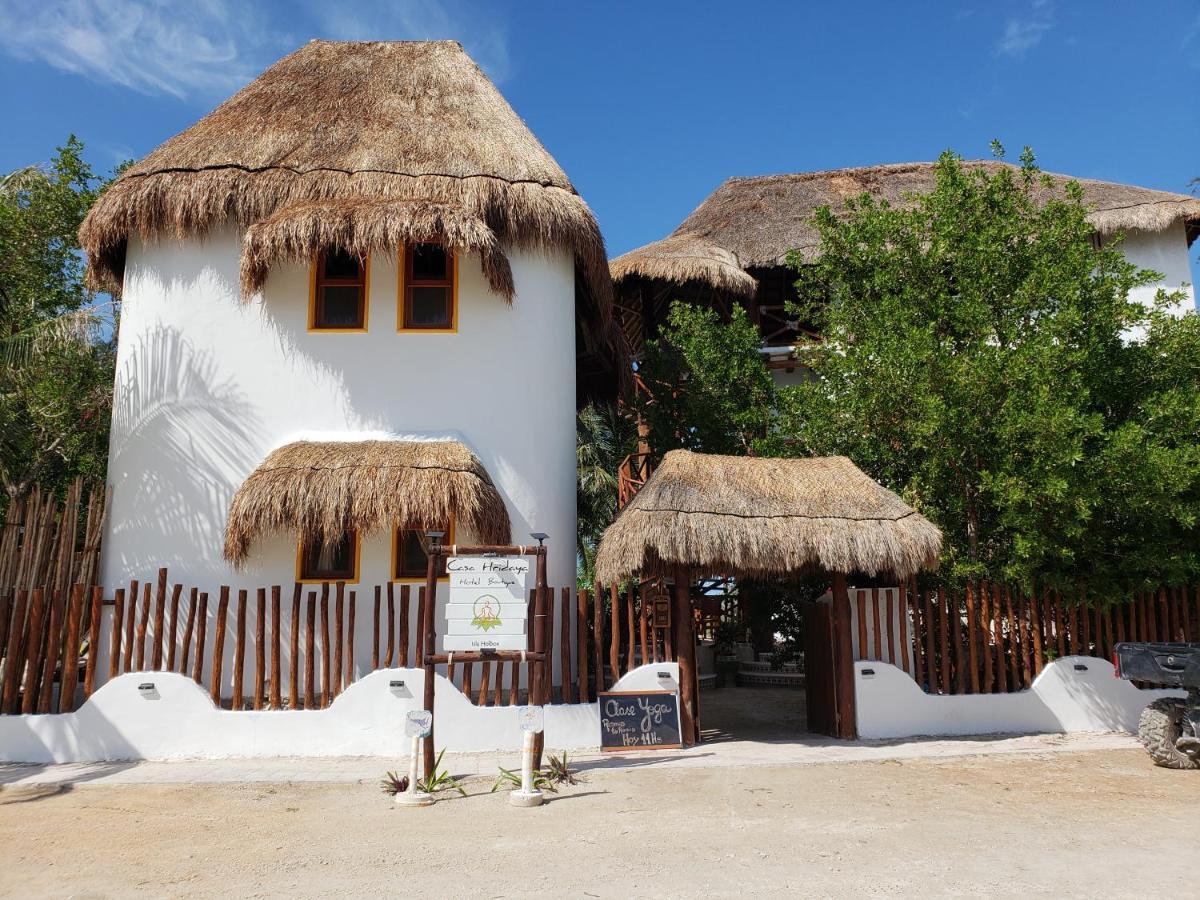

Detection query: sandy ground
xmin=2 ymin=746 xmax=1198 ymax=898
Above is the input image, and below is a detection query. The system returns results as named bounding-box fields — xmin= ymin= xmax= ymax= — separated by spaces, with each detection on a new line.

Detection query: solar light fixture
xmin=530 ymin=532 xmax=548 ymax=546
xmin=425 ymin=530 xmax=446 ymax=542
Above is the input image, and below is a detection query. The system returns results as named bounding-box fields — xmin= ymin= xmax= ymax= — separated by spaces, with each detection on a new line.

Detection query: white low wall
xmin=0 ymin=662 xmax=680 ymax=764
xmin=855 ymin=657 xmax=1185 ymax=739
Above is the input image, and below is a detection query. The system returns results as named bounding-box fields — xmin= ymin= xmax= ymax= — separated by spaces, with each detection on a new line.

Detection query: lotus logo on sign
xmin=440 ymin=557 xmax=530 ymax=652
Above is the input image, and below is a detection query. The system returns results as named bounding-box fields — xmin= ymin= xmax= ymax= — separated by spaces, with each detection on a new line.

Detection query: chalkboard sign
xmin=598 ymin=690 xmax=682 ymax=752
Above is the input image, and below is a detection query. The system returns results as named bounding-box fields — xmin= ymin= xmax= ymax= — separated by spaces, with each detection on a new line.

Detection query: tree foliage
xmin=0 ymin=137 xmax=115 ymax=501
xmin=576 ymin=402 xmax=637 ymax=588
xmin=643 ymin=148 xmax=1200 ymax=597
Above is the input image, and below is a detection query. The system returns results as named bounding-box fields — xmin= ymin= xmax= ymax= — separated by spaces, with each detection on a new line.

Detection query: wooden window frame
xmin=309 ymin=250 xmax=370 ymax=332
xmin=398 ymin=242 xmax=458 ymax=333
xmin=390 ymin=519 xmax=455 ymax=582
xmin=296 ymin=531 xmax=362 ymax=584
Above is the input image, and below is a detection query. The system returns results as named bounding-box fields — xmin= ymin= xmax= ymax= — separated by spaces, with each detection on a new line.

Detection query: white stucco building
xmin=81 ymin=40 xmax=622 ymax=598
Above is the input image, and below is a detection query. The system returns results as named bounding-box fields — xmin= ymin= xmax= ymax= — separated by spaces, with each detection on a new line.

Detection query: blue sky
xmin=1 ymin=0 xmax=1197 ymax=275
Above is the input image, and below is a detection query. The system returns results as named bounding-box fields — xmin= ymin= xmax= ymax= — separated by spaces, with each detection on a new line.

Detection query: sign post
xmin=396 ymin=709 xmax=434 ymax=807
xmin=510 ymin=705 xmax=545 ymax=807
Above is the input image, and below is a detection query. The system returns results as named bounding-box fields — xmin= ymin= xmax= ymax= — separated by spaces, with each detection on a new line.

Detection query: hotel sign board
xmin=440 ymin=556 xmax=530 ymax=652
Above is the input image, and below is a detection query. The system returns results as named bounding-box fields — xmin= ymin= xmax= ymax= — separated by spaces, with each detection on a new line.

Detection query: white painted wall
xmin=98 ymin=227 xmax=579 ymax=688
xmin=855 ymin=658 xmax=1184 ymax=740
xmin=1121 ymin=221 xmax=1196 ymax=313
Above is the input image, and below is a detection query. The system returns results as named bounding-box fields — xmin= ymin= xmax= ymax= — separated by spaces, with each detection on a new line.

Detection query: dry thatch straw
xmin=224 ymin=440 xmax=511 ymax=567
xmin=609 ymin=233 xmax=757 ymax=298
xmin=79 ymin=40 xmax=613 ymax=334
xmin=594 ymin=450 xmax=942 ymax=584
xmin=241 ymin=198 xmax=515 ymax=300
xmin=612 ymin=161 xmax=1200 ymax=292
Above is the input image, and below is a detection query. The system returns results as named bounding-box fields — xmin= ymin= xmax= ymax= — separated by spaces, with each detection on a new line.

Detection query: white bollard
xmin=509 ymin=710 xmax=544 ymax=808
xmin=396 ymin=728 xmax=434 ymax=808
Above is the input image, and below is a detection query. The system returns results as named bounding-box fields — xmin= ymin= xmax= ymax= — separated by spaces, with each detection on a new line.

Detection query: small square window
xmin=300 ymin=532 xmax=358 ymax=581
xmin=394 ymin=525 xmax=450 ymax=580
xmin=312 ymin=249 xmax=367 ymax=330
xmin=402 ymin=242 xmax=455 ymax=330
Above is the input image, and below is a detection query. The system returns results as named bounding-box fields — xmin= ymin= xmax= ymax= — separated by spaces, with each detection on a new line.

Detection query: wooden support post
xmin=937 ymin=587 xmax=950 ymax=694
xmin=856 ymin=590 xmax=868 ymax=660
xmin=253 ymin=588 xmax=266 ymax=710
xmin=415 ymin=587 xmax=426 ymax=668
xmin=830 ymin=572 xmax=857 ymax=740
xmin=1004 ymin=585 xmax=1020 ymax=691
xmin=22 ymin=590 xmax=47 ymax=714
xmin=1029 ymin=586 xmax=1044 ymax=678
xmin=305 ymin=591 xmax=316 ymax=709
xmin=923 ymin=586 xmax=937 ymax=692
xmin=193 ymin=593 xmax=208 ymax=686
xmin=872 ymin=587 xmax=884 ymax=663
xmin=592 ymin=586 xmax=603 ymax=692
xmin=320 ymin=584 xmax=331 ymax=708
xmin=333 ymin=582 xmax=344 ymax=697
xmin=151 ymin=568 xmax=167 ymax=671
xmin=180 ymin=588 xmax=197 ymax=674
xmin=58 ymin=584 xmax=85 ymax=713
xmin=347 ymin=591 xmax=357 ymax=686
xmin=966 ymin=583 xmax=979 ymax=693
xmin=673 ymin=566 xmax=699 ymax=746
xmin=637 ymin=587 xmax=649 ymax=674
xmin=886 ymin=589 xmax=898 ymax=667
xmin=578 ymin=587 xmax=589 ymax=703
xmin=950 ymin=588 xmax=964 ymax=693
xmin=911 ymin=581 xmax=926 ymax=689
xmin=2 ymin=591 xmax=29 ymax=714
xmin=123 ymin=580 xmax=137 ymax=673
xmin=289 ymin=585 xmax=300 ymax=707
xmin=398 ymin=585 xmax=411 ymax=668
xmin=980 ymin=583 xmax=993 ymax=692
xmin=108 ymin=588 xmax=125 ymax=679
xmin=385 ymin=582 xmax=396 ymax=666
xmin=609 ymin=584 xmax=620 ymax=683
xmin=166 ymin=583 xmax=181 ymax=671
xmin=625 ymin=585 xmax=636 ymax=675
xmin=897 ymin=587 xmax=911 ymax=675
xmin=561 ymin=587 xmax=574 ymax=704
xmin=270 ymin=586 xmax=282 ymax=708
xmin=210 ymin=587 xmax=229 ymax=706
xmin=532 ymin=548 xmax=549 ymax=768
xmin=84 ymin=585 xmax=103 ymax=699
xmin=36 ymin=592 xmax=62 ymax=713
xmin=992 ymin=583 xmax=1007 ymax=693
xmin=135 ymin=582 xmax=151 ymax=671
xmin=422 ymin=539 xmax=440 ymax=781
xmin=232 ymin=589 xmax=247 ymax=711
xmin=372 ymin=585 xmax=380 ymax=671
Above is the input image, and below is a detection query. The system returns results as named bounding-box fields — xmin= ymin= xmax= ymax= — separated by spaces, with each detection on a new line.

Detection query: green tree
xmin=780 ymin=147 xmax=1200 ymax=595
xmin=0 ymin=137 xmax=115 ymax=501
xmin=576 ymin=402 xmax=637 ymax=588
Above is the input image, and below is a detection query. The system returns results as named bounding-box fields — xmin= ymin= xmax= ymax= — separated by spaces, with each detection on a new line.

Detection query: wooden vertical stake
xmin=346 ymin=590 xmax=356 ymax=686
xmin=193 ymin=593 xmax=208 ymax=687
xmin=415 ymin=587 xmax=426 ymax=668
xmin=872 ymin=587 xmax=884 ymax=663
xmin=108 ymin=588 xmax=125 ymax=679
xmin=166 ymin=583 xmax=182 ymax=671
xmin=672 ymin=566 xmax=699 ymax=745
xmin=624 ymin=585 xmax=635 ymax=675
xmin=37 ymin=591 xmax=63 ymax=713
xmin=58 ymin=584 xmax=86 ymax=713
xmin=210 ymin=587 xmax=229 ymax=706
xmin=385 ymin=582 xmax=396 ymax=666
xmin=333 ymin=582 xmax=345 ymax=697
xmin=561 ymin=587 xmax=574 ymax=703
xmin=885 ymin=589 xmax=898 ymax=667
xmin=966 ymin=582 xmax=979 ymax=693
xmin=609 ymin=584 xmax=620 ymax=682
xmin=123 ymin=580 xmax=137 ymax=673
xmin=398 ymin=585 xmax=411 ymax=668
xmin=372 ymin=585 xmax=380 ymax=671
xmin=937 ymin=587 xmax=950 ymax=694
xmin=180 ymin=588 xmax=198 ymax=674
xmin=289 ymin=586 xmax=300 ymax=707
xmin=992 ymin=583 xmax=1007 ymax=693
xmin=980 ymin=583 xmax=993 ymax=692
xmin=911 ymin=581 xmax=926 ymax=689
xmin=253 ymin=588 xmax=266 ymax=710
xmin=305 ymin=591 xmax=317 ymax=709
xmin=897 ymin=586 xmax=911 ymax=675
xmin=950 ymin=587 xmax=964 ymax=693
xmin=856 ymin=590 xmax=868 ymax=660
xmin=22 ymin=590 xmax=48 ymax=714
xmin=578 ymin=586 xmax=590 ymax=702
xmin=320 ymin=584 xmax=331 ymax=708
xmin=592 ymin=587 xmax=603 ymax=692
xmin=637 ymin=586 xmax=649 ymax=674
xmin=1029 ymin=586 xmax=1044 ymax=678
xmin=84 ymin=586 xmax=104 ymax=698
xmin=270 ymin=586 xmax=282 ymax=708
xmin=420 ymin=540 xmax=440 ymax=782
xmin=151 ymin=568 xmax=167 ymax=670
xmin=232 ymin=589 xmax=247 ymax=711
xmin=830 ymin=572 xmax=857 ymax=740
xmin=922 ymin=587 xmax=937 ymax=692
xmin=1 ymin=592 xmax=28 ymax=714
xmin=135 ymin=582 xmax=151 ymax=671
xmin=1004 ymin=585 xmax=1020 ymax=690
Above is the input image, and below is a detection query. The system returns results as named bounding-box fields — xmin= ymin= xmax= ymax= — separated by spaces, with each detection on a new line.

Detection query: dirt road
xmin=2 ymin=749 xmax=1196 ymax=898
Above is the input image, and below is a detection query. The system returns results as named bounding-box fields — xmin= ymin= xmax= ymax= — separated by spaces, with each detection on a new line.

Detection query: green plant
xmin=379 ymin=771 xmax=409 ymax=796
xmin=711 ymin=619 xmax=741 ymax=656
xmin=544 ymin=752 xmax=579 ymax=786
xmin=415 ymin=749 xmax=467 ymax=797
xmin=490 ymin=766 xmax=557 ymax=794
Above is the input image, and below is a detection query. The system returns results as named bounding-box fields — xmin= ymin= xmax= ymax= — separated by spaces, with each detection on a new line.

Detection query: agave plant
xmin=544 ymin=752 xmax=579 ymax=786
xmin=414 ymin=749 xmax=468 ymax=797
xmin=379 ymin=771 xmax=410 ymax=796
xmin=490 ymin=766 xmax=557 ymax=794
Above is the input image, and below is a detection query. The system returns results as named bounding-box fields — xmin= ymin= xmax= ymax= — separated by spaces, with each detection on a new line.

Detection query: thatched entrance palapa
xmin=595 ymin=450 xmax=942 ymax=742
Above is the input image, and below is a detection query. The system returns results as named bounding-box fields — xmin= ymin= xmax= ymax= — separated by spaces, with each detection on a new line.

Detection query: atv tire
xmin=1137 ymin=698 xmax=1200 ymax=770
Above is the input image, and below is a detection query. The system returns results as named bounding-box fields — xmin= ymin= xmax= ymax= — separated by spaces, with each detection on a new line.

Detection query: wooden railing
xmin=617 ymin=452 xmax=655 ymax=509
xmin=861 ymin=581 xmax=1200 ymax=695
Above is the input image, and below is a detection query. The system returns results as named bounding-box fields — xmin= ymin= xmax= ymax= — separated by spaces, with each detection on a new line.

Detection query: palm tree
xmin=576 ymin=402 xmax=636 ymax=588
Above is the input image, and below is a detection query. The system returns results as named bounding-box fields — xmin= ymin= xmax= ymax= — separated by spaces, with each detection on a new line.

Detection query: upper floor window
xmin=393 ymin=521 xmax=452 ymax=580
xmin=400 ymin=242 xmax=456 ymax=331
xmin=311 ymin=249 xmax=368 ymax=331
xmin=299 ymin=531 xmax=359 ymax=582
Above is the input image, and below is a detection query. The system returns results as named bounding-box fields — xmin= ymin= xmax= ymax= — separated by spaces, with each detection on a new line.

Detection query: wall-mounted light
xmin=138 ymin=682 xmax=159 ymax=700
xmin=530 ymin=532 xmax=548 ymax=547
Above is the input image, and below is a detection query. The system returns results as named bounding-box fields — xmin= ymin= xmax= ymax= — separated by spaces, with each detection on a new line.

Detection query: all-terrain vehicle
xmin=1114 ymin=642 xmax=1200 ymax=769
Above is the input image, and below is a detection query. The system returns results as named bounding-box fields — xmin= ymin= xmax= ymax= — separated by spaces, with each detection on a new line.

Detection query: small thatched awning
xmin=594 ymin=450 xmax=941 ymax=584
xmin=240 ymin=198 xmax=514 ymax=300
xmin=609 ymin=233 xmax=757 ymax=297
xmin=224 ymin=439 xmax=511 ymax=566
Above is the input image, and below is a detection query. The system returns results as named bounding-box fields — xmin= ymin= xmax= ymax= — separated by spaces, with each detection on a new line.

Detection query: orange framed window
xmin=310 ymin=249 xmax=369 ymax=331
xmin=399 ymin=242 xmax=456 ymax=332
xmin=297 ymin=531 xmax=360 ymax=583
xmin=392 ymin=521 xmax=453 ymax=580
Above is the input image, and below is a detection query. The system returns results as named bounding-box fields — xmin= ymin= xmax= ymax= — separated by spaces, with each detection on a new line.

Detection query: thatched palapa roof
xmin=612 ymin=161 xmax=1200 ymax=294
xmin=80 ymin=40 xmax=612 ymax=331
xmin=594 ymin=451 xmax=942 ymax=584
xmin=224 ymin=440 xmax=511 ymax=566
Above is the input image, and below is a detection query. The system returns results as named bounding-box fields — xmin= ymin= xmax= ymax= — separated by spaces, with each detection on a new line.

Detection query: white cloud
xmin=308 ymin=0 xmax=511 ymax=83
xmin=995 ymin=0 xmax=1055 ymax=58
xmin=0 ymin=0 xmax=288 ymax=99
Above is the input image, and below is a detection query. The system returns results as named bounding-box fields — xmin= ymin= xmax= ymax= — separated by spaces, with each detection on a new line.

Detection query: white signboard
xmin=441 ymin=556 xmax=530 ymax=652
xmin=518 ymin=705 xmax=544 ymax=733
xmin=405 ymin=709 xmax=433 ymax=738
